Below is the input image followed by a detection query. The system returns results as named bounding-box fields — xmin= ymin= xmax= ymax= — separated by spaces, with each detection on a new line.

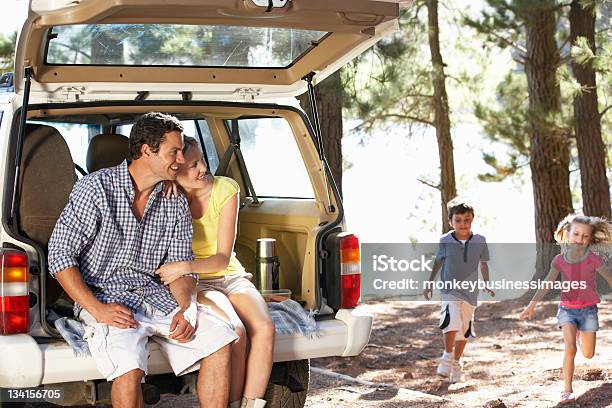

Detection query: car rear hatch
xmin=14 ymin=0 xmax=401 ymax=102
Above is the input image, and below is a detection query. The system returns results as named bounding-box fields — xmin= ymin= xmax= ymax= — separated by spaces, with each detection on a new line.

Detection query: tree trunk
xmin=524 ymin=4 xmax=573 ymax=274
xmin=298 ymin=72 xmax=344 ymax=196
xmin=426 ymin=0 xmax=457 ymax=233
xmin=570 ymin=0 xmax=611 ymax=218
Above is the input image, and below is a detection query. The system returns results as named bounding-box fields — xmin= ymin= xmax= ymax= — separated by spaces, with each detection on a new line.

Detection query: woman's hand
xmin=163 ymin=180 xmax=179 ymax=199
xmin=156 ymin=261 xmax=192 ymax=285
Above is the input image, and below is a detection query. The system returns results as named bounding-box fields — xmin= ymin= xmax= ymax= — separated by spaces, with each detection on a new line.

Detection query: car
xmin=0 ymin=0 xmax=400 ymax=406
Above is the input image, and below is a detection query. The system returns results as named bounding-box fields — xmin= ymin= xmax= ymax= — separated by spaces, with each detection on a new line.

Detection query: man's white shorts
xmin=439 ymin=296 xmax=476 ymax=340
xmin=79 ymin=303 xmax=238 ymax=381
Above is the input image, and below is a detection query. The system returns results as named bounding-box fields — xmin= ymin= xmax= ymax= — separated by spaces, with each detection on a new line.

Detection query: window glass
xmin=47 ymin=24 xmax=327 ymax=68
xmin=196 ymin=120 xmax=219 ymax=174
xmin=233 ymin=118 xmax=314 ymax=198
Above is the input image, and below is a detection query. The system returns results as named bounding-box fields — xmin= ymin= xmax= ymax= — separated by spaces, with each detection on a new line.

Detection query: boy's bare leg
xmin=112 ymin=369 xmax=145 ymax=408
xmin=561 ymin=324 xmax=578 ymax=393
xmin=197 ymin=344 xmax=232 ymax=408
xmin=454 ymin=340 xmax=467 ymax=360
xmin=579 ymin=332 xmax=596 ymax=359
xmin=443 ymin=331 xmax=457 ymax=353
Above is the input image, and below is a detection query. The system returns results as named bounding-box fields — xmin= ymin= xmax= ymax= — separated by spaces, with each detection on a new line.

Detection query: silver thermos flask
xmin=256 ymin=238 xmax=280 ymax=291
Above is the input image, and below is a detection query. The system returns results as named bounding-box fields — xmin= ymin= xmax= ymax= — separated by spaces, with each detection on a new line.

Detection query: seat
xmin=18 ymin=124 xmax=77 ymax=306
xmin=19 ymin=124 xmax=77 ymax=248
xmin=86 ymin=133 xmax=129 ymax=173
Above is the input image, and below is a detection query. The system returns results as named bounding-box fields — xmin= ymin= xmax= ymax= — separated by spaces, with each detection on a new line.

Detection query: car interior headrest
xmin=86 ymin=133 xmax=129 ymax=173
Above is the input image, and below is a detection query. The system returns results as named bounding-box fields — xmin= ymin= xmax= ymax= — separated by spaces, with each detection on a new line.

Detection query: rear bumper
xmin=0 ymin=308 xmax=372 ymax=387
xmin=274 ymin=307 xmax=373 ymax=361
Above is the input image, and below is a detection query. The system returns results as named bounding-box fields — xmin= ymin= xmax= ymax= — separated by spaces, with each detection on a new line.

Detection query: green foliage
xmin=0 ymin=31 xmax=17 ymax=74
xmin=463 ymin=0 xmax=524 ymax=53
xmin=467 ymin=0 xmax=595 ymax=183
xmin=342 ymin=5 xmax=436 ymax=134
xmin=474 ymin=71 xmax=529 ymax=181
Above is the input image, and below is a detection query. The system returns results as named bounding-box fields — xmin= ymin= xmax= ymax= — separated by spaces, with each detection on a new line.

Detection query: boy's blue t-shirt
xmin=435 ymin=231 xmax=489 ymax=306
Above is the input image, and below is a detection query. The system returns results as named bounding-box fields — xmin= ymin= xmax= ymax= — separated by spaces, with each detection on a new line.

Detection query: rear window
xmin=46 ymin=24 xmax=327 ymax=68
xmin=232 ymin=117 xmax=314 ymax=199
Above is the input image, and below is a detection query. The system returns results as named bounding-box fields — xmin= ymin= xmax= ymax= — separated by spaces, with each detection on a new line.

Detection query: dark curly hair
xmin=447 ymin=197 xmax=475 ymax=220
xmin=128 ymin=112 xmax=184 ymax=160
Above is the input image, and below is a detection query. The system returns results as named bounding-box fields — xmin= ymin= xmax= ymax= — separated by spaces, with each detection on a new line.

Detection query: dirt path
xmin=309 ymin=299 xmax=611 ymax=408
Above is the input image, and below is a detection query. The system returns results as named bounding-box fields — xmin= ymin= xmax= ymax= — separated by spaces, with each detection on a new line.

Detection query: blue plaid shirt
xmin=48 ymin=161 xmax=195 ymax=316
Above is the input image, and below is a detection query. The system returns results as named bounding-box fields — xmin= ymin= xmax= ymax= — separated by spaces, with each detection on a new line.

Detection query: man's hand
xmin=423 ymin=287 xmax=432 ymax=300
xmin=156 ymin=261 xmax=192 ymax=285
xmin=169 ymin=306 xmax=197 ymax=343
xmin=91 ymin=302 xmax=138 ymax=329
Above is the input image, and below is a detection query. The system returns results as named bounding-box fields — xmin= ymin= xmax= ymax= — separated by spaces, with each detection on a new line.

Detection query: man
xmin=48 ymin=112 xmax=237 ymax=408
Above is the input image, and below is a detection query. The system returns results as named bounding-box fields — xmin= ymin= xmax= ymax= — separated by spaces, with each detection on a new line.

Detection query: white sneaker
xmin=436 ymin=355 xmax=453 ymax=377
xmin=240 ymin=398 xmax=267 ymax=408
xmin=450 ymin=360 xmax=464 ymax=383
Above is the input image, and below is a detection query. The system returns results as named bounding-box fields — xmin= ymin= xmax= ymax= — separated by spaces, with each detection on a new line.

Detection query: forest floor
xmin=306 ymin=299 xmax=611 ymax=408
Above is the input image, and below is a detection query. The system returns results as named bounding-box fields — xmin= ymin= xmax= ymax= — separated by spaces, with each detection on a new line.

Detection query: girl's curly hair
xmin=554 ymin=214 xmax=612 ymax=244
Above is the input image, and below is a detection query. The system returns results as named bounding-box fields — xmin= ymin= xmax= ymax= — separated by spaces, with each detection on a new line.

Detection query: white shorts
xmin=79 ymin=303 xmax=238 ymax=381
xmin=439 ymin=297 xmax=476 ymax=340
xmin=197 ymin=272 xmax=257 ymax=296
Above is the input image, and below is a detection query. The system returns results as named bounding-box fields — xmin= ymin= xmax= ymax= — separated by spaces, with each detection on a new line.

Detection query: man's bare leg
xmin=197 ymin=344 xmax=232 ymax=408
xmin=111 ymin=369 xmax=145 ymax=408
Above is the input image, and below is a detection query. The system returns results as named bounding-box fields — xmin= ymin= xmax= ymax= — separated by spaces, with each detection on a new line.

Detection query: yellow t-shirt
xmin=192 ymin=176 xmax=246 ymax=279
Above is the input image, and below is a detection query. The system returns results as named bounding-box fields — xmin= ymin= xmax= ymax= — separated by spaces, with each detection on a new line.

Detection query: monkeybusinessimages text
xmin=370 ymin=254 xmax=586 ymax=293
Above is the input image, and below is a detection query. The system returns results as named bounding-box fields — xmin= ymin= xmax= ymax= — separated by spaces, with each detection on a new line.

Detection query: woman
xmin=157 ymin=136 xmax=274 ymax=408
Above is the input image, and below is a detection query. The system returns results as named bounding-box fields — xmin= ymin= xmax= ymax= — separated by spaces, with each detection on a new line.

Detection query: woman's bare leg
xmin=229 ymin=288 xmax=275 ymax=399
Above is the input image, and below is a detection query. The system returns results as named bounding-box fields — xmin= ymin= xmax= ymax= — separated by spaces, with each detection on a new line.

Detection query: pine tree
xmin=426 ymin=0 xmax=457 ymax=231
xmin=569 ymin=0 xmax=611 ymax=218
xmin=298 ymin=72 xmax=344 ymax=197
xmin=343 ymin=0 xmax=458 ymax=232
xmin=467 ymin=0 xmax=574 ymax=249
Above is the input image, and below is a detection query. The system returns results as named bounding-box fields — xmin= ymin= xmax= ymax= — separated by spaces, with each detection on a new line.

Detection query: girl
xmin=519 ymin=214 xmax=612 ymax=404
xmin=157 ymin=136 xmax=274 ymax=408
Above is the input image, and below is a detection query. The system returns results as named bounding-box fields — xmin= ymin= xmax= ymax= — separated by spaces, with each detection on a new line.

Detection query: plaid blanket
xmin=54 ymin=317 xmax=91 ymax=357
xmin=268 ymin=299 xmax=319 ymax=339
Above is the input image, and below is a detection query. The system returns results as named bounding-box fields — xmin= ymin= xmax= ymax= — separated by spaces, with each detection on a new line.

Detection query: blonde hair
xmin=554 ymin=214 xmax=612 ymax=244
xmin=182 ymin=135 xmax=199 ymax=154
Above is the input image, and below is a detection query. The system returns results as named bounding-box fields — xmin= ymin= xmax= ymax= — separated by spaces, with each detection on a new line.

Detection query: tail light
xmin=339 ymin=234 xmax=361 ymax=309
xmin=0 ymin=251 xmax=29 ymax=334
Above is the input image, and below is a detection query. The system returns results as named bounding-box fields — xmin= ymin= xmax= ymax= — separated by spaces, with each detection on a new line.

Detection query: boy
xmin=423 ymin=198 xmax=494 ymax=383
